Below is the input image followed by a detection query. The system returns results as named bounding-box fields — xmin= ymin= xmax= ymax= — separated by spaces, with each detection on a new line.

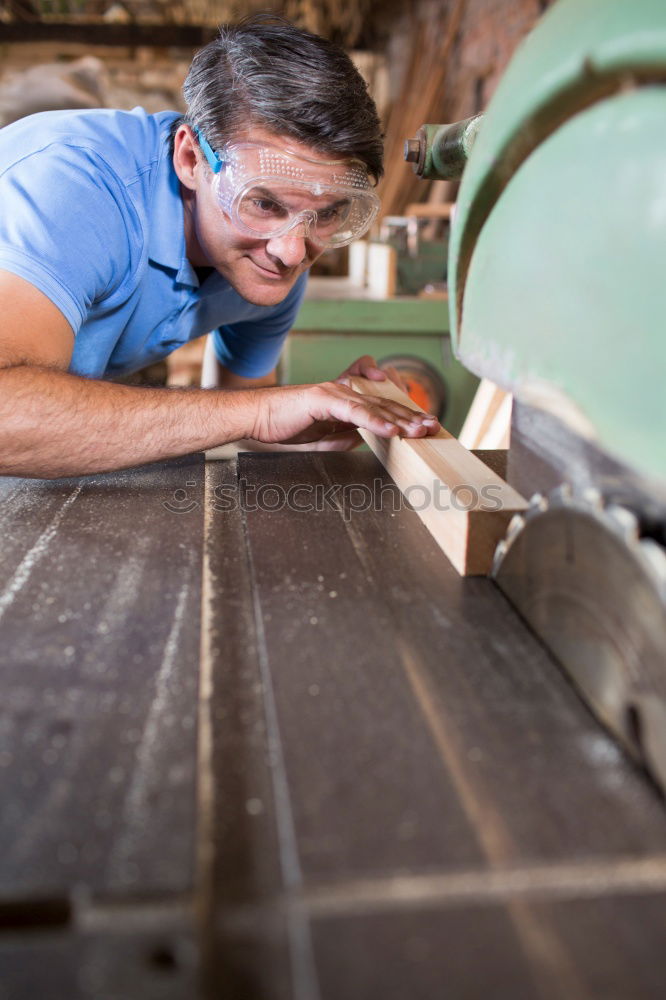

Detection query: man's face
xmin=178 ymin=126 xmax=337 ymax=307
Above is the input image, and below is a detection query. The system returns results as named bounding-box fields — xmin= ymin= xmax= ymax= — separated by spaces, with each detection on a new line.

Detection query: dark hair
xmin=170 ymin=14 xmax=383 ymax=181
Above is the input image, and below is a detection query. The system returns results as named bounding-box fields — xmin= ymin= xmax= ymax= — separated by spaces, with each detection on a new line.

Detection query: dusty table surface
xmin=2 ymin=451 xmax=666 ymax=999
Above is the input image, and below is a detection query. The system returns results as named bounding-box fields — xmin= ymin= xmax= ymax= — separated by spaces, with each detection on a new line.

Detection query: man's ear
xmin=173 ymin=125 xmax=200 ymax=191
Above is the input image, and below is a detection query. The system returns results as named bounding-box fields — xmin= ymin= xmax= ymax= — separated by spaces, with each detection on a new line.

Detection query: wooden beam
xmin=348 ymin=376 xmax=528 ymax=575
xmin=459 ymin=377 xmax=513 ymax=450
xmin=404 ymin=202 xmax=454 ymax=220
xmin=0 ymin=22 xmax=216 ymax=47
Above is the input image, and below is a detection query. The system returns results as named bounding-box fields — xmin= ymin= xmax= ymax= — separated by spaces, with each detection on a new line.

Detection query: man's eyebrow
xmin=321 ymin=197 xmax=351 ymax=210
xmin=247 ymin=185 xmax=283 ymax=200
xmin=246 ymin=187 xmax=351 ymax=213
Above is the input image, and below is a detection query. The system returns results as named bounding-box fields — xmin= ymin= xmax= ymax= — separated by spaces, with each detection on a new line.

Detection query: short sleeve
xmin=212 ymin=272 xmax=308 ymax=377
xmin=0 ymin=142 xmax=142 ymax=334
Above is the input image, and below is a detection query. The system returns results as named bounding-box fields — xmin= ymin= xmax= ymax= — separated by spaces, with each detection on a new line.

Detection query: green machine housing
xmin=419 ymin=0 xmax=666 ymax=792
xmin=448 ymin=0 xmax=666 ymax=495
xmin=283 ymin=288 xmax=478 ymax=437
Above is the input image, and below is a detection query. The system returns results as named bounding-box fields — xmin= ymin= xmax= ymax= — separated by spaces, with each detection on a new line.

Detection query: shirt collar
xmin=147 ymin=134 xmax=199 ymax=287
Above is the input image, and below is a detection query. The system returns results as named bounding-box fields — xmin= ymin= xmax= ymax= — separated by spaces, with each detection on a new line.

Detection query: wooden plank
xmin=348 ymin=375 xmax=527 ymax=574
xmin=0 ymin=456 xmax=203 ymax=900
xmin=405 ymin=201 xmax=454 ymax=219
xmin=458 ymin=376 xmax=512 ymax=450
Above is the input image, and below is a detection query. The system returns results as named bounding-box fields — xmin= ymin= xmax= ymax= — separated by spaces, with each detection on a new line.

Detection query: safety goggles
xmin=194 ymin=128 xmax=380 ymax=248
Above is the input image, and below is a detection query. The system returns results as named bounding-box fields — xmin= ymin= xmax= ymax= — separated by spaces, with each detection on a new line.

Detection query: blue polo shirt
xmin=0 ymin=107 xmax=307 ymax=378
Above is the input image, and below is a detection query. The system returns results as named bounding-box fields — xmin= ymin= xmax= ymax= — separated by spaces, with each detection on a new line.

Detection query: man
xmin=0 ymin=16 xmax=439 ymax=480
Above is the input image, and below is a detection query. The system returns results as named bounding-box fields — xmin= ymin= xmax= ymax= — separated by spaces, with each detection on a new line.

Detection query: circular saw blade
xmin=492 ymin=486 xmax=666 ymax=791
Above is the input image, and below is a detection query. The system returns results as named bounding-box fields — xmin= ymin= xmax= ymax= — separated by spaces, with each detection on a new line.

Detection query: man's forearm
xmin=0 ymin=365 xmax=253 ymax=478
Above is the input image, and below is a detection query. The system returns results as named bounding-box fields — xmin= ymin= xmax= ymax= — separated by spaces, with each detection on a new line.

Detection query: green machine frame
xmin=447 ymin=0 xmax=666 ymax=485
xmin=282 ymin=292 xmax=478 ymax=437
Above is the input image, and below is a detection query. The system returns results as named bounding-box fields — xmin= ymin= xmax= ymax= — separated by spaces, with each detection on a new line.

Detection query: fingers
xmin=336 ymin=355 xmax=386 ymax=383
xmin=337 ymin=359 xmax=410 ymax=397
xmin=378 ymin=408 xmax=440 ymax=437
xmin=383 ymin=365 xmax=410 ymax=393
xmin=250 ymin=380 xmax=443 ymax=446
xmin=319 ymin=384 xmax=440 ymax=439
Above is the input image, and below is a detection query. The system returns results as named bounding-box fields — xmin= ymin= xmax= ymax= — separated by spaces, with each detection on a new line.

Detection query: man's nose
xmin=265 ymin=229 xmax=308 ymax=267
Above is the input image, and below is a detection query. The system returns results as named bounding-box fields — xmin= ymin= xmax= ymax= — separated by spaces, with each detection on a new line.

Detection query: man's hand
xmin=246 ymin=380 xmax=440 ymax=446
xmin=335 ymin=354 xmax=409 ymax=393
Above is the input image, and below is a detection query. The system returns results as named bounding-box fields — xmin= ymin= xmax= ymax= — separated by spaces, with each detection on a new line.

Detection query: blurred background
xmin=0 ymin=0 xmax=554 ymax=216
xmin=0 ymin=0 xmax=554 ymax=420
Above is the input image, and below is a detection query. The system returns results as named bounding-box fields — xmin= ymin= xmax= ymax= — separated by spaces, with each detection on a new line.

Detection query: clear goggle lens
xmin=232 ymin=182 xmax=377 ymax=247
xmin=202 ymin=138 xmax=379 ymax=248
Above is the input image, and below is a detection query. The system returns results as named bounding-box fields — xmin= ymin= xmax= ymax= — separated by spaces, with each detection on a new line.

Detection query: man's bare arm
xmin=0 ymin=273 xmax=440 ymax=479
xmin=0 ymin=364 xmax=262 ymax=478
xmin=0 ymin=271 xmax=249 ymax=477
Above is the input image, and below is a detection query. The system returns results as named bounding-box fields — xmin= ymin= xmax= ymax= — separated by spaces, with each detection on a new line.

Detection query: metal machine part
xmin=377 ymin=354 xmax=448 ymax=418
xmin=406 ymin=0 xmax=666 ymax=794
xmin=493 ymin=400 xmax=666 ymax=792
xmin=507 ymin=400 xmax=666 ymax=517
xmin=493 ymin=486 xmax=666 ymax=792
xmin=285 ymin=286 xmax=478 ymax=436
xmin=404 ymin=115 xmax=483 ymax=180
xmin=447 ymin=0 xmax=666 ymax=483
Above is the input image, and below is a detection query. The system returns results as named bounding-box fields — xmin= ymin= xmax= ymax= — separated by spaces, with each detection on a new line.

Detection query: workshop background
xmin=0 ymin=0 xmax=552 ymax=141
xmin=6 ymin=2 xmax=666 ymax=999
xmin=0 ymin=0 xmax=553 ymax=424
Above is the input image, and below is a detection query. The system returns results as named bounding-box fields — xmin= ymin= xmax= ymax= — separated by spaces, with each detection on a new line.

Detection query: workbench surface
xmin=2 ymin=452 xmax=666 ymax=999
